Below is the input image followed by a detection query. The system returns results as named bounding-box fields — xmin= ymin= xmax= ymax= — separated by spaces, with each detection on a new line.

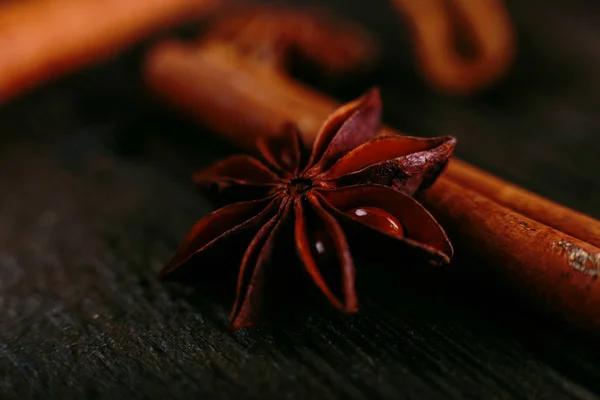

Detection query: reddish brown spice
xmin=144 ymin=33 xmax=600 ymax=333
xmin=142 ymin=9 xmax=599 ymax=248
xmin=392 ymin=0 xmax=516 ymax=95
xmin=0 ymin=0 xmax=220 ymax=103
xmin=200 ymin=5 xmax=378 ymax=78
xmin=159 ymin=88 xmax=456 ymax=329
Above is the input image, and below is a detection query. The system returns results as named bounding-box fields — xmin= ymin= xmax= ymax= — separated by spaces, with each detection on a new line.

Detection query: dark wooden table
xmin=1 ymin=0 xmax=600 ymax=399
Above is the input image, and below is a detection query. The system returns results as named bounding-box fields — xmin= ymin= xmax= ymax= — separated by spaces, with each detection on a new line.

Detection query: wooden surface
xmin=1 ymin=0 xmax=600 ymax=399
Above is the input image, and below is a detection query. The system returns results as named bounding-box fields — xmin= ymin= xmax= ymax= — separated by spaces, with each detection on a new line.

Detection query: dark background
xmin=1 ymin=0 xmax=600 ymax=399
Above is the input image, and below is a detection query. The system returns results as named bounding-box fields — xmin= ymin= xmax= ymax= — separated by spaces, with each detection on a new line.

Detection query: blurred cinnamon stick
xmin=143 ymin=38 xmax=600 ymax=333
xmin=392 ymin=0 xmax=516 ymax=95
xmin=0 ymin=0 xmax=220 ymax=102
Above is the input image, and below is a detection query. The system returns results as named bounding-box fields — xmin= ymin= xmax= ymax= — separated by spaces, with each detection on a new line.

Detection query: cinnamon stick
xmin=143 ymin=39 xmax=600 ymax=332
xmin=0 ymin=0 xmax=220 ymax=102
xmin=421 ymin=179 xmax=600 ymax=331
xmin=144 ymin=39 xmax=600 ymax=248
xmin=446 ymin=160 xmax=600 ymax=248
xmin=392 ymin=0 xmax=516 ymax=95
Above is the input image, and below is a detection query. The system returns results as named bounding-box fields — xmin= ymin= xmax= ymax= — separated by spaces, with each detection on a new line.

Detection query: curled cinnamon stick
xmin=142 ymin=15 xmax=600 ymax=332
xmin=392 ymin=0 xmax=515 ymax=95
xmin=142 ymin=6 xmax=377 ymax=151
xmin=0 ymin=0 xmax=220 ymax=102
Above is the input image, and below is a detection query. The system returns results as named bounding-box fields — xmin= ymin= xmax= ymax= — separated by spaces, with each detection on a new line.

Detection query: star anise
xmin=160 ymin=88 xmax=456 ymax=329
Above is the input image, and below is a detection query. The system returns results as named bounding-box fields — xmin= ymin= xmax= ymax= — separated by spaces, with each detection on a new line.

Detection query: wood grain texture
xmin=1 ymin=0 xmax=600 ymax=399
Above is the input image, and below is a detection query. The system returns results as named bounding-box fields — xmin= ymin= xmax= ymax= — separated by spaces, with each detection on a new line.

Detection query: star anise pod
xmin=160 ymin=88 xmax=456 ymax=329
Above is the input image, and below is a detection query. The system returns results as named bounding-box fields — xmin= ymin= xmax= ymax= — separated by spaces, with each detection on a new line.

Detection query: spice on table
xmin=159 ymin=89 xmax=456 ymax=329
xmin=143 ymin=30 xmax=600 ymax=334
xmin=143 ymin=15 xmax=599 ymax=249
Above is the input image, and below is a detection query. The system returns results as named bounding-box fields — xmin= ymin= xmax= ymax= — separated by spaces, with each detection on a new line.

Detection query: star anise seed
xmin=160 ymin=88 xmax=456 ymax=329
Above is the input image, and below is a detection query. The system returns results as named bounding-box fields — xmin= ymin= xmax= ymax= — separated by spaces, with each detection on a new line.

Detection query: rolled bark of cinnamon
xmin=144 ymin=40 xmax=600 ymax=246
xmin=143 ymin=40 xmax=600 ymax=332
xmin=446 ymin=160 xmax=600 ymax=248
xmin=392 ymin=0 xmax=516 ymax=95
xmin=0 ymin=0 xmax=219 ymax=102
xmin=421 ymin=179 xmax=600 ymax=332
